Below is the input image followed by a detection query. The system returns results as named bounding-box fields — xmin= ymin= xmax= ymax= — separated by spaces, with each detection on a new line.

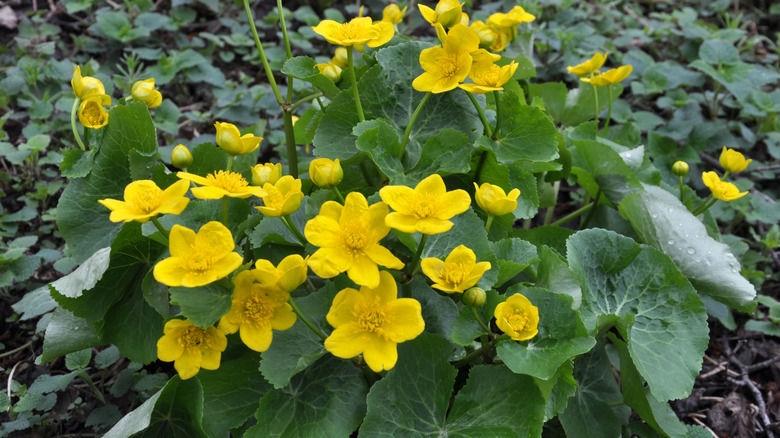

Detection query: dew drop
xmin=707 ymin=250 xmax=712 ymax=255
xmin=667 ymin=239 xmax=675 ymax=245
xmin=667 ymin=207 xmax=673 ymax=213
xmin=731 ymin=268 xmax=738 ymax=273
xmin=73 ymin=327 xmax=79 ymax=331
xmin=695 ymin=257 xmax=702 ymax=263
xmin=625 ymin=152 xmax=632 ymax=158
xmin=652 ymin=213 xmax=658 ymax=219
xmin=686 ymin=248 xmax=696 ymax=255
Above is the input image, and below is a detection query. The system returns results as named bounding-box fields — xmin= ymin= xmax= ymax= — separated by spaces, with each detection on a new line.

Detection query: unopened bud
xmin=672 ymin=160 xmax=689 ymax=176
xmin=171 ymin=144 xmax=193 ymax=169
xmin=462 ymin=287 xmax=486 ymax=307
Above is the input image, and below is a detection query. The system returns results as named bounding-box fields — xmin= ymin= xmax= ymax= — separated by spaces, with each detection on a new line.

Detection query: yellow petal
xmin=271 ymin=304 xmax=297 ymax=331
xmin=363 ymin=244 xmax=405 ymax=270
xmin=174 ymin=348 xmax=202 ymax=380
xmin=308 ymin=247 xmax=352 ymax=279
xmin=153 ymin=257 xmax=187 ymax=287
xmin=199 ymin=349 xmax=221 ymax=370
xmin=415 ymin=217 xmax=454 ymax=234
xmin=324 ymin=324 xmax=370 ymax=359
xmin=347 ymin=254 xmax=381 ymax=288
xmin=240 ymin=322 xmax=274 ymax=352
xmin=384 ymin=299 xmax=425 ymax=342
xmin=156 ymin=334 xmax=184 ymax=362
xmin=384 ymin=212 xmax=420 ymax=233
xmin=327 ymin=288 xmax=362 ymax=327
xmin=362 ymin=336 xmax=398 ymax=372
xmin=304 ymin=216 xmax=343 ymax=248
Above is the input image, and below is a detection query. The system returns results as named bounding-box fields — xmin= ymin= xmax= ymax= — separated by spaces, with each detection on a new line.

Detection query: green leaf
xmin=187 ymin=143 xmax=227 ymax=176
xmin=102 ymin=280 xmax=164 ymax=364
xmin=407 ymin=128 xmax=472 ymax=179
xmin=560 ymin=83 xmax=623 ymax=127
xmin=535 ymin=246 xmax=582 ymax=309
xmin=566 ymin=229 xmax=709 ymax=401
xmin=47 ymin=246 xmax=111 ymax=300
xmin=138 ymin=377 xmax=208 ymax=437
xmin=247 ymin=356 xmax=367 ymax=438
xmin=57 ymin=103 xmax=159 ymax=263
xmin=450 ymin=289 xmax=502 ymax=346
xmin=534 ymin=360 xmax=578 ymax=421
xmin=65 ymin=349 xmax=92 ymax=370
xmin=569 ymin=137 xmax=644 ymax=205
xmin=528 ymin=82 xmax=568 ymax=125
xmin=41 ymin=308 xmax=101 ymax=362
xmin=198 ymin=349 xmax=272 ymax=438
xmin=618 ymin=186 xmax=757 ymax=312
xmin=699 ymin=39 xmax=739 ymax=65
xmin=281 ymin=56 xmax=341 ymax=99
xmin=11 ymin=285 xmax=58 ymax=321
xmin=353 ymin=119 xmax=404 ymax=180
xmin=104 ymin=388 xmax=163 ymax=437
xmin=259 ymin=283 xmax=337 ymax=389
xmin=169 ymin=283 xmax=232 ymax=328
xmin=249 ymin=207 xmax=307 ymax=248
xmin=497 ymin=287 xmax=595 ymax=380
xmin=490 ymin=238 xmax=538 ymax=288
xmin=60 ymin=148 xmax=97 ymax=178
xmin=410 ymin=277 xmax=459 ymax=340
xmin=475 ymin=93 xmax=560 ymax=164
xmin=360 ymin=334 xmax=546 ymax=436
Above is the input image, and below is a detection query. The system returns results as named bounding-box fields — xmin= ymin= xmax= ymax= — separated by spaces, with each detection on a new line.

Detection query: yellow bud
xmin=171 ymin=144 xmax=193 ymax=169
xmin=672 ymin=161 xmax=689 ymax=176
xmin=131 ymin=78 xmax=162 ymax=108
xmin=316 ymin=62 xmax=342 ymax=82
xmin=718 ymin=146 xmax=752 ymax=173
xmin=214 ymin=121 xmax=262 ymax=156
xmin=78 ymin=95 xmax=110 ymax=129
xmin=332 ymin=47 xmax=349 ymax=69
xmin=309 ymin=158 xmax=343 ymax=189
xmin=473 ymin=182 xmax=520 ymax=216
xmin=251 ymin=163 xmax=283 ymax=186
xmin=382 ymin=4 xmax=407 ymax=24
xmin=462 ymin=287 xmax=486 ymax=307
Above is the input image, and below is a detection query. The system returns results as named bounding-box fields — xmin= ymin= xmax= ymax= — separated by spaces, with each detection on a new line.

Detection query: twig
xmin=623 ymin=5 xmax=652 ymax=33
xmin=744 ymin=355 xmax=780 ymax=373
xmin=741 ymin=164 xmax=780 ymax=174
xmin=7 ymin=361 xmax=26 ymax=412
xmin=724 ymin=338 xmax=776 ymax=438
xmin=698 ymin=364 xmax=727 ymax=379
xmin=689 ymin=414 xmax=719 ymax=438
xmin=0 ymin=339 xmax=35 ymax=358
xmin=700 ymin=396 xmax=725 ymax=403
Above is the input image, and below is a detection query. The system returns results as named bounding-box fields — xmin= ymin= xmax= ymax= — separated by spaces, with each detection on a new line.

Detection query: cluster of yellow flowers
xmin=567 ymin=52 xmax=632 ymax=87
xmin=703 ymin=147 xmax=750 ymax=201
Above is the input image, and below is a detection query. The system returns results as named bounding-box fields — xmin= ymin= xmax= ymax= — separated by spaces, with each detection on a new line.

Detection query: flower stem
xmin=283 ymin=110 xmax=298 ymax=178
xmin=243 ymin=0 xmax=284 ymax=105
xmin=679 ymin=175 xmax=685 ymax=203
xmin=151 ymin=216 xmax=169 ymax=239
xmin=78 ymin=371 xmax=107 ymax=405
xmin=549 ymin=202 xmax=594 ymax=228
xmin=465 ymin=91 xmax=492 ymax=137
xmin=601 ymin=85 xmax=613 ymax=137
xmin=281 ymin=215 xmax=307 ymax=246
xmin=347 ymin=47 xmax=365 ymax=122
xmin=579 ymin=189 xmax=601 ymax=229
xmin=408 ymin=234 xmax=428 ymax=278
xmin=288 ymin=297 xmax=328 ymax=341
xmin=290 ymin=92 xmax=324 ymax=112
xmin=70 ymin=98 xmax=86 ymax=151
xmin=544 ymin=180 xmax=561 ymax=226
xmin=472 ymin=306 xmax=492 ymax=334
xmin=221 ymin=198 xmax=229 ymax=227
xmin=692 ymin=195 xmax=717 ymax=216
xmin=277 ymin=0 xmax=294 ymax=104
xmin=492 ymin=90 xmax=503 ymax=136
xmin=485 ymin=214 xmax=494 ymax=233
xmin=333 ymin=186 xmax=346 ymax=204
xmin=398 ymin=92 xmax=432 ymax=160
xmin=591 ymin=75 xmax=599 ymax=132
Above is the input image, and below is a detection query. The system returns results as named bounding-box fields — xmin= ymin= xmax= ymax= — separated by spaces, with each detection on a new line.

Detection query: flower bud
xmin=316 ymin=62 xmax=342 ymax=82
xmin=719 ymin=146 xmax=752 ymax=173
xmin=671 ymin=160 xmax=689 ymax=176
xmin=78 ymin=95 xmax=110 ymax=129
xmin=473 ymin=182 xmax=520 ymax=216
xmin=131 ymin=78 xmax=162 ymax=108
xmin=382 ymin=4 xmax=407 ymax=24
xmin=252 ymin=163 xmax=283 ymax=186
xmin=309 ymin=158 xmax=344 ymax=189
xmin=171 ymin=144 xmax=193 ymax=169
xmin=462 ymin=287 xmax=486 ymax=307
xmin=214 ymin=121 xmax=262 ymax=156
xmin=332 ymin=48 xmax=349 ymax=69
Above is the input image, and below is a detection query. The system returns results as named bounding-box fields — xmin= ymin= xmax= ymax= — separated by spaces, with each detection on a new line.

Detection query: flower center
xmin=357 ymin=298 xmax=386 ymax=334
xmin=475 ymin=65 xmax=501 ymax=86
xmin=128 ymin=186 xmax=162 ymax=213
xmin=507 ymin=311 xmax=530 ymax=333
xmin=244 ymin=293 xmax=273 ymax=323
xmin=84 ymin=103 xmax=103 ymax=124
xmin=412 ymin=192 xmax=439 ymax=219
xmin=181 ymin=326 xmax=207 ymax=349
xmin=207 ymin=170 xmax=249 ymax=193
xmin=342 ymin=220 xmax=368 ymax=250
xmin=441 ymin=262 xmax=469 ymax=286
xmin=263 ymin=188 xmax=286 ymax=209
xmin=439 ymin=55 xmax=459 ymax=78
xmin=186 ymin=244 xmax=214 ymax=272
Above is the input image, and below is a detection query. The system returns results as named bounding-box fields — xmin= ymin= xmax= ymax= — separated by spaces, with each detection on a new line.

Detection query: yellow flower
xmin=218 ymin=270 xmax=296 ymax=352
xmin=71 ymin=66 xmax=106 ymax=100
xmin=719 ymin=146 xmax=752 ymax=173
xmin=580 ymin=65 xmax=632 ymax=86
xmin=309 ymin=158 xmax=343 ymax=189
xmin=253 ymin=254 xmax=308 ymax=293
xmin=98 ymin=179 xmax=190 ymax=223
xmin=567 ymin=52 xmax=608 ymax=76
xmin=78 ymin=95 xmax=111 ymax=129
xmin=255 ymin=175 xmax=304 ymax=217
xmin=131 ymin=78 xmax=162 ymax=108
xmin=332 ymin=47 xmax=349 ymax=68
xmin=412 ymin=24 xmax=481 ymax=93
xmin=153 ymin=221 xmax=243 ymax=287
xmin=672 ymin=160 xmax=689 ymax=176
xmin=171 ymin=144 xmax=193 ymax=170
xmin=311 ymin=16 xmax=394 ymax=48
xmin=459 ymin=57 xmax=518 ymax=94
xmin=305 ymin=192 xmax=404 ymax=288
xmin=470 ymin=20 xmax=499 ymax=50
xmin=419 ymin=0 xmax=463 ymax=28
xmin=214 ymin=121 xmax=263 ymax=156
xmin=487 ymin=6 xmax=536 ymax=28
xmin=702 ymin=171 xmax=748 ymax=201
xmin=251 ymin=162 xmax=283 ymax=186
xmin=379 ymin=173 xmax=471 ymax=235
xmin=177 ymin=170 xmax=267 ymax=199
xmin=316 ymin=61 xmax=342 ymax=82
xmin=421 ymin=245 xmax=491 ymax=293
xmin=494 ymin=293 xmax=539 ymax=341
xmin=324 ymin=271 xmax=424 ymax=372
xmin=156 ymin=319 xmax=227 ymax=380
xmin=382 ymin=4 xmax=407 ymax=24
xmin=473 ymin=182 xmax=520 ymax=216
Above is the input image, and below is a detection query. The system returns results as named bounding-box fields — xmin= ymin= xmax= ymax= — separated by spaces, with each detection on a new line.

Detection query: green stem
xmin=407 ymin=234 xmax=428 ymax=278
xmin=283 ymin=110 xmax=298 ymax=178
xmin=601 ymin=85 xmax=613 ymax=137
xmin=692 ymin=194 xmax=714 ymax=216
xmin=226 ymin=155 xmax=234 ymax=172
xmin=693 ymin=196 xmax=718 ymax=216
xmin=492 ymin=90 xmax=503 ymax=136
xmin=472 ymin=306 xmax=492 ymax=334
xmin=399 ymin=92 xmax=432 ymax=160
xmin=473 ymin=150 xmax=487 ymax=183
xmin=222 ymin=197 xmax=229 ymax=226
xmin=290 ymin=92 xmax=324 ymax=112
xmin=678 ymin=175 xmax=685 ymax=203
xmin=288 ymin=297 xmax=328 ymax=341
xmin=70 ymin=98 xmax=86 ymax=150
xmin=333 ymin=186 xmax=346 ymax=204
xmin=591 ymin=74 xmax=599 ymax=132
xmin=151 ymin=216 xmax=170 ymax=239
xmin=485 ymin=214 xmax=494 ymax=233
xmin=243 ymin=0 xmax=284 ymax=105
xmin=281 ymin=215 xmax=307 ymax=246
xmin=579 ymin=189 xmax=601 ymax=229
xmin=347 ymin=47 xmax=365 ymax=122
xmin=549 ymin=202 xmax=594 ymax=227
xmin=543 ymin=181 xmax=561 ymax=226
xmin=277 ymin=0 xmax=294 ymax=104
xmin=78 ymin=371 xmax=107 ymax=405
xmin=465 ymin=91 xmax=492 ymax=137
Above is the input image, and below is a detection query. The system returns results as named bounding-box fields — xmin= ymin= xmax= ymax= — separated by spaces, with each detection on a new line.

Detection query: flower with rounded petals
xmin=324 ymin=271 xmax=424 ymax=372
xmin=459 ymin=57 xmax=518 ymax=94
xmin=580 ymin=65 xmax=632 ymax=86
xmin=382 ymin=4 xmax=407 ymax=24
xmin=214 ymin=121 xmax=262 ymax=156
xmin=421 ymin=245 xmax=491 ymax=293
xmin=719 ymin=146 xmax=752 ymax=173
xmin=413 ymin=24 xmax=480 ymax=93
xmin=305 ymin=192 xmax=404 ymax=288
xmin=171 ymin=144 xmax=193 ymax=170
xmin=253 ymin=254 xmax=308 ymax=292
xmin=98 ymin=179 xmax=190 ymax=223
xmin=311 ymin=16 xmax=394 ymax=48
xmin=177 ymin=170 xmax=267 ymax=199
xmin=473 ymin=182 xmax=520 ymax=216
xmin=251 ymin=162 xmax=283 ymax=187
xmin=380 ymin=173 xmax=471 ymax=235
xmin=218 ymin=271 xmax=296 ymax=352
xmin=316 ymin=61 xmax=342 ymax=82
xmin=702 ymin=171 xmax=748 ymax=202
xmin=309 ymin=158 xmax=344 ymax=189
xmin=494 ymin=293 xmax=539 ymax=341
xmin=567 ymin=53 xmax=608 ymax=76
xmin=131 ymin=78 xmax=162 ymax=108
xmin=71 ymin=66 xmax=106 ymax=100
xmin=256 ymin=176 xmax=304 ymax=217
xmin=153 ymin=221 xmax=243 ymax=287
xmin=78 ymin=95 xmax=111 ymax=129
xmin=419 ymin=0 xmax=463 ymax=28
xmin=487 ymin=6 xmax=536 ymax=28
xmin=156 ymin=319 xmax=227 ymax=380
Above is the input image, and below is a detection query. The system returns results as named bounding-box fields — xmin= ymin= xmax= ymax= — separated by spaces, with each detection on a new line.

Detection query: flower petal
xmin=327 ymin=287 xmax=362 ymax=327
xmin=308 ymin=247 xmax=352 ymax=279
xmin=347 ymin=254 xmax=381 ymax=288
xmin=384 ymin=298 xmax=425 ymax=342
xmin=174 ymin=348 xmax=202 ymax=380
xmin=240 ymin=322 xmax=274 ymax=352
xmin=156 ymin=334 xmax=184 ymax=362
xmin=324 ymin=324 xmax=370 ymax=359
xmin=153 ymin=257 xmax=187 ymax=287
xmin=271 ymin=304 xmax=297 ymax=331
xmin=362 ymin=336 xmax=398 ymax=372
